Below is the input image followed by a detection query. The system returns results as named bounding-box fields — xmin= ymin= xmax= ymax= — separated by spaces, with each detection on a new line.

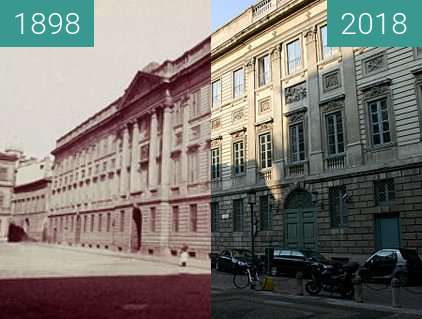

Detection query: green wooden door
xmin=284 ymin=191 xmax=317 ymax=250
xmin=376 ymin=215 xmax=400 ymax=249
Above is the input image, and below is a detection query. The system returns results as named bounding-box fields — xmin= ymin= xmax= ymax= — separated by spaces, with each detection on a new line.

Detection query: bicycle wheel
xmin=233 ymin=269 xmax=250 ymax=289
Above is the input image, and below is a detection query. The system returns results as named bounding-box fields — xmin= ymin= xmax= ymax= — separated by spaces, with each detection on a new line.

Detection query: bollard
xmin=296 ymin=272 xmax=304 ymax=296
xmin=391 ymin=278 xmax=401 ymax=308
xmin=352 ymin=275 xmax=363 ymax=303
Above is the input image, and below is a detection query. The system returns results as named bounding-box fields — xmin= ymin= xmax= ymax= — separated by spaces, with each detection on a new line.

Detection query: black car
xmin=214 ymin=249 xmax=254 ymax=273
xmin=359 ymin=249 xmax=422 ymax=286
xmin=270 ymin=249 xmax=332 ymax=277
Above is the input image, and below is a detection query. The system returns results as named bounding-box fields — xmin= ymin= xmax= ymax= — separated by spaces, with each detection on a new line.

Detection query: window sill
xmin=255 ymin=83 xmax=273 ymax=93
xmin=367 ymin=142 xmax=396 ymax=153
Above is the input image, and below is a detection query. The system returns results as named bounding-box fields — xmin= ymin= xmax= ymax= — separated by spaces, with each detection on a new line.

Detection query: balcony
xmin=325 ymin=155 xmax=346 ymax=171
xmin=286 ymin=161 xmax=308 ymax=177
xmin=258 ymin=169 xmax=272 ymax=184
xmin=213 ymin=0 xmax=296 ymax=49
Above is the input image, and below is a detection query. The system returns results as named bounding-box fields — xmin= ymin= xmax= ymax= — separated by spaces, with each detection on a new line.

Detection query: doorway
xmin=131 ymin=208 xmax=142 ymax=252
xmin=75 ymin=215 xmax=81 ymax=244
xmin=376 ymin=215 xmax=400 ymax=249
xmin=284 ymin=190 xmax=317 ymax=250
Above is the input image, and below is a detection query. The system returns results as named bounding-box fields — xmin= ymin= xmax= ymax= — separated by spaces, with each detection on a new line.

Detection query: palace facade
xmin=11 ymin=158 xmax=52 ymax=242
xmin=211 ymin=0 xmax=422 ymax=260
xmin=49 ymin=38 xmax=211 ymax=258
xmin=0 ymin=150 xmax=19 ymax=241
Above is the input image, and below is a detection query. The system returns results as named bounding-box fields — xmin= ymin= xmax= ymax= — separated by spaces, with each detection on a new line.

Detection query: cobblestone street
xmin=212 ymin=270 xmax=422 ymax=318
xmin=0 ymin=243 xmax=210 ymax=319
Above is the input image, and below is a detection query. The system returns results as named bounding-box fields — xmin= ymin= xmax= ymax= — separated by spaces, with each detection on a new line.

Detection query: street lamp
xmin=247 ymin=190 xmax=257 ymax=266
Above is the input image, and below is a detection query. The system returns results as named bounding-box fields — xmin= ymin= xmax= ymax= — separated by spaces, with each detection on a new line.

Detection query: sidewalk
xmin=212 ymin=270 xmax=422 ymax=312
xmin=29 ymin=242 xmax=211 ymax=271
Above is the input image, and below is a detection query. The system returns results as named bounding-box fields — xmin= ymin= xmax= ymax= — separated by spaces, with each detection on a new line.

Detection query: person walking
xmin=180 ymin=244 xmax=189 ymax=267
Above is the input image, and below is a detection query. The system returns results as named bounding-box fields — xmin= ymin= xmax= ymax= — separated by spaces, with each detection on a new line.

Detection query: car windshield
xmin=232 ymin=250 xmax=252 ymax=258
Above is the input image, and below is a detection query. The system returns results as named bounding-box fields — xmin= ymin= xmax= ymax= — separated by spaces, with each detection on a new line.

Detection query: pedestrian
xmin=180 ymin=244 xmax=189 ymax=267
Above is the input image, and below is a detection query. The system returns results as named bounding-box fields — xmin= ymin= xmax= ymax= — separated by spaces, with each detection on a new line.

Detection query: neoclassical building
xmin=211 ymin=0 xmax=422 ymax=259
xmin=0 ymin=150 xmax=19 ymax=241
xmin=49 ymin=38 xmax=211 ymax=258
xmin=11 ymin=158 xmax=52 ymax=241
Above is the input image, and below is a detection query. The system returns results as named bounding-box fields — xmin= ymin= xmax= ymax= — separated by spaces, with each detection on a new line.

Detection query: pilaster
xmin=341 ymin=47 xmax=363 ymax=168
xmin=130 ymin=119 xmax=140 ymax=193
xmin=148 ymin=111 xmax=158 ymax=191
xmin=305 ymin=26 xmax=323 ymax=175
xmin=246 ymin=57 xmax=257 ymax=186
xmin=271 ymin=44 xmax=285 ymax=182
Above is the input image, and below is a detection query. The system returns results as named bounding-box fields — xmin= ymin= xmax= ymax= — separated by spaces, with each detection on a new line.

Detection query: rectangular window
xmin=98 ymin=214 xmax=102 ymax=232
xmin=120 ymin=211 xmax=125 ymax=232
xmin=233 ymin=199 xmax=244 ymax=232
xmin=258 ymin=54 xmax=270 ymax=87
xmin=190 ymin=204 xmax=198 ymax=232
xmin=172 ymin=206 xmax=179 ymax=232
xmin=83 ymin=215 xmax=87 ymax=232
xmin=0 ymin=167 xmax=8 ymax=181
xmin=233 ymin=141 xmax=245 ymax=176
xmin=172 ymin=158 xmax=181 ymax=185
xmin=287 ymin=39 xmax=302 ymax=74
xmin=191 ymin=90 xmax=201 ymax=118
xmin=374 ymin=179 xmax=395 ymax=206
xmin=259 ymin=133 xmax=272 ymax=169
xmin=325 ymin=111 xmax=345 ymax=155
xmin=211 ymin=202 xmax=219 ymax=233
xmin=329 ymin=186 xmax=348 ymax=228
xmin=212 ymin=80 xmax=221 ymax=107
xmin=90 ymin=215 xmax=94 ymax=232
xmin=188 ymin=152 xmax=199 ymax=183
xmin=211 ymin=148 xmax=221 ymax=180
xmin=233 ymin=68 xmax=244 ymax=98
xmin=368 ymin=98 xmax=391 ymax=146
xmin=320 ymin=25 xmax=334 ymax=59
xmin=106 ymin=213 xmax=111 ymax=232
xmin=290 ymin=122 xmax=305 ymax=162
xmin=259 ymin=195 xmax=272 ymax=231
xmin=150 ymin=207 xmax=156 ymax=232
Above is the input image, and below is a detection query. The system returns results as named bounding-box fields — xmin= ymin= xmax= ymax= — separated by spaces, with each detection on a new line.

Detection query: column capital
xmin=271 ymin=44 xmax=282 ymax=60
xmin=304 ymin=25 xmax=317 ymax=43
xmin=244 ymin=57 xmax=256 ymax=72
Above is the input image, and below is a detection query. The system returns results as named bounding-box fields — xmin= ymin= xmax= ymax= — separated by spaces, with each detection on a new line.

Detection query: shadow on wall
xmin=7 ymin=223 xmax=28 ymax=242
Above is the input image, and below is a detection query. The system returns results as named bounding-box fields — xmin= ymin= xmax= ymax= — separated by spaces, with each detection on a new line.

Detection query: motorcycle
xmin=305 ymin=261 xmax=360 ymax=298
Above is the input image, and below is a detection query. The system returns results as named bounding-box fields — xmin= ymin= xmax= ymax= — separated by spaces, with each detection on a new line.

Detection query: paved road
xmin=0 ymin=243 xmax=208 ymax=279
xmin=0 ymin=243 xmax=210 ymax=319
xmin=212 ymin=290 xmax=421 ymax=319
xmin=212 ymin=270 xmax=422 ymax=319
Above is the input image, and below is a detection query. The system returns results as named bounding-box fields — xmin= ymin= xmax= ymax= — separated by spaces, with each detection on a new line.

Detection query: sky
xmin=0 ymin=0 xmax=210 ymax=159
xmin=212 ymin=0 xmax=256 ymax=31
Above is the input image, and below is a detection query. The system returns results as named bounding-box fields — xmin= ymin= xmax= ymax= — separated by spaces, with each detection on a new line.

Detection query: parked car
xmin=214 ymin=249 xmax=256 ymax=273
xmin=359 ymin=249 xmax=422 ymax=286
xmin=270 ymin=249 xmax=333 ymax=277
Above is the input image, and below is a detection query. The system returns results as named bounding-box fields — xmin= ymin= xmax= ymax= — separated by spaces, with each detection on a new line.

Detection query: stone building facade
xmin=0 ymin=150 xmax=19 ymax=241
xmin=211 ymin=0 xmax=422 ymax=260
xmin=49 ymin=38 xmax=211 ymax=258
xmin=11 ymin=158 xmax=52 ymax=241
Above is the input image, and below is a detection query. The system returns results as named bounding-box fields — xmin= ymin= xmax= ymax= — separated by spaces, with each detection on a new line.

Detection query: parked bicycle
xmin=233 ymin=260 xmax=264 ymax=290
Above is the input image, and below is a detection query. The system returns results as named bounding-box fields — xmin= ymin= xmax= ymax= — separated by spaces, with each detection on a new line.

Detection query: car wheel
xmin=395 ymin=272 xmax=409 ymax=287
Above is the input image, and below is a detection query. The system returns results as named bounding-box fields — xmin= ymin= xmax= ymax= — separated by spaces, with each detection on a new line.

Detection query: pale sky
xmin=0 ymin=0 xmax=210 ymax=159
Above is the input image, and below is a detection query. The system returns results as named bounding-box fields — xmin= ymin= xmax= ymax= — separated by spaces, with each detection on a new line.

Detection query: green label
xmin=328 ymin=0 xmax=422 ymax=47
xmin=0 ymin=0 xmax=94 ymax=47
